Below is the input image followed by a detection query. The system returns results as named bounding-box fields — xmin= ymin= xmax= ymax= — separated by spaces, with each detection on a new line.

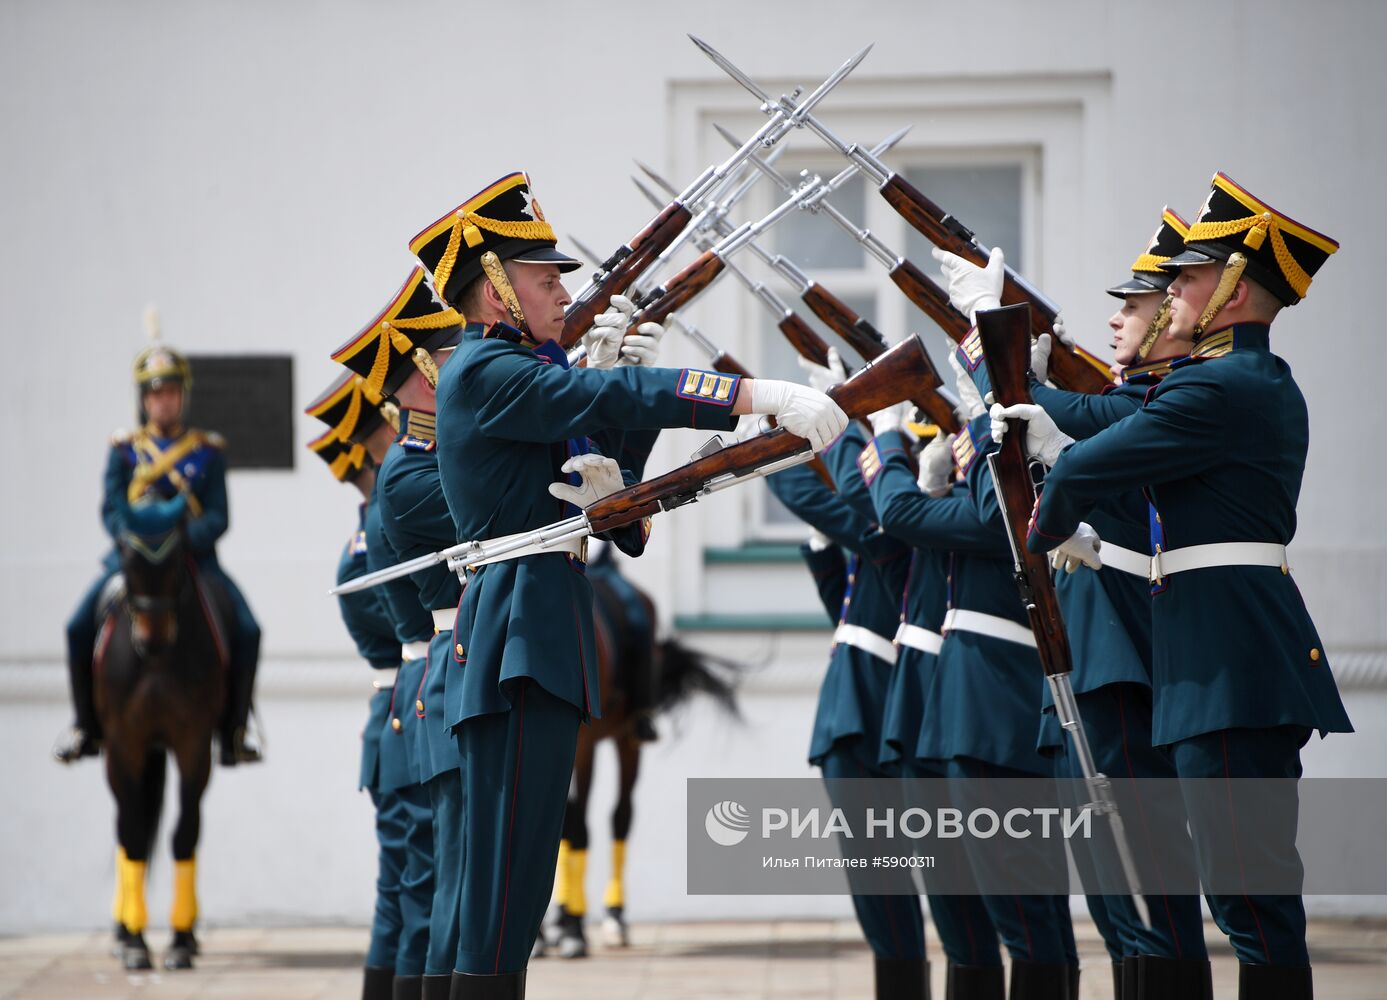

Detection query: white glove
xmin=581 ymin=294 xmax=637 ymax=370
xmin=988 ymin=402 xmax=1074 ymax=467
xmin=615 ymin=320 xmax=663 ymax=367
xmin=948 ymin=350 xmax=986 ymax=421
xmin=932 ymin=246 xmax=1005 ymax=323
xmin=1050 ymin=522 xmax=1102 ymax=572
xmin=917 ymin=432 xmax=955 ymax=496
xmin=734 ymin=413 xmax=773 ymax=443
xmin=797 ymin=347 xmax=847 ymax=394
xmin=746 ymin=379 xmax=848 ymax=453
xmin=868 ymin=399 xmax=912 ymax=438
xmin=548 ymin=454 xmax=625 ymax=508
xmin=1051 ymin=314 xmax=1073 ymax=347
xmin=1030 ymin=333 xmax=1053 ymax=383
xmin=807 ymin=527 xmax=833 ymax=552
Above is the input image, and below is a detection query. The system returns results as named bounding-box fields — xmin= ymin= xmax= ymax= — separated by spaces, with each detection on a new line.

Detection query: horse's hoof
xmin=111 ymin=922 xmax=131 ymax=958
xmin=122 ymin=942 xmax=152 ymax=971
xmin=557 ymin=933 xmax=588 ymax=959
xmin=602 ymin=910 xmax=630 ymax=948
xmin=164 ymin=945 xmax=194 ymax=970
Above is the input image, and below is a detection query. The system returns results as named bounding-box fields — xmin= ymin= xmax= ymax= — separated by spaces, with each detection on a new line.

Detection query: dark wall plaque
xmin=184 ymin=355 xmax=294 ymax=470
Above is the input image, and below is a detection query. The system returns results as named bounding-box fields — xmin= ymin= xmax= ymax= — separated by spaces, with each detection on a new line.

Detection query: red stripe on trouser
xmin=493 ymin=684 xmax=528 ymax=973
xmin=1223 ymin=731 xmax=1271 ymax=963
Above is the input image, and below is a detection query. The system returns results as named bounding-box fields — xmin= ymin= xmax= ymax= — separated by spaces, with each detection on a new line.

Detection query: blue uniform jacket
xmin=336 ymin=503 xmax=401 ymax=791
xmin=103 ymin=427 xmax=228 ymax=570
xmin=1030 ymin=323 xmax=1352 ymax=745
xmin=435 ymin=324 xmax=741 ymax=725
xmin=868 ymin=419 xmax=1048 ymax=773
xmin=767 ymin=453 xmax=908 ymax=769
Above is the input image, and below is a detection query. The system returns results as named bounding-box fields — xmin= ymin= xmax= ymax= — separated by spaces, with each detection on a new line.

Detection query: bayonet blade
xmin=636 ymin=160 xmax=679 ymax=200
xmin=567 ymin=234 xmax=605 ymax=269
xmin=632 ymin=176 xmax=667 ymax=212
xmin=791 ymin=43 xmax=873 ymax=122
xmin=688 ymin=35 xmax=774 ymax=105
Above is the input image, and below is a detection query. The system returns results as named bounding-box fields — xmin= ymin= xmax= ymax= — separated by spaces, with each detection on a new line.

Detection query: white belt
xmin=1098 ymin=543 xmax=1151 ymax=579
xmin=894 ymin=622 xmax=943 ymax=656
xmin=432 ymin=607 xmax=455 ymax=632
xmin=1149 ymin=542 xmax=1288 ymax=584
xmin=832 ymin=624 xmax=896 ymax=664
xmin=456 ymin=535 xmax=588 ymax=577
xmin=401 ymin=642 xmax=430 ymax=662
xmin=372 ymin=666 xmax=398 ymax=691
xmin=941 ymin=608 xmax=1037 ymax=649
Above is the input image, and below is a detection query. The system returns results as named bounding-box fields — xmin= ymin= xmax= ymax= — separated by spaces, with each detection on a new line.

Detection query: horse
xmin=95 ymin=518 xmax=229 ymax=971
xmin=540 ymin=545 xmax=742 ymax=959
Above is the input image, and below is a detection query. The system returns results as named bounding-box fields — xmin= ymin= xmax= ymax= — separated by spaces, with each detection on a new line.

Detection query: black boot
xmin=362 ymin=966 xmax=394 ymax=1000
xmin=393 ymin=975 xmax=423 ymax=1000
xmin=1122 ymin=956 xmax=1139 ymax=999
xmin=421 ymin=975 xmax=452 ymax=1000
xmin=56 ymin=642 xmax=102 ymax=763
xmin=1008 ymin=960 xmax=1070 ymax=1000
xmin=875 ymin=956 xmax=931 ymax=999
xmin=219 ymin=655 xmax=261 ymax=765
xmin=1135 ymin=956 xmax=1214 ymax=999
xmin=448 ymin=970 xmax=526 ymax=999
xmin=1067 ymin=964 xmax=1079 ymax=1000
xmin=1112 ymin=961 xmax=1125 ymax=1000
xmin=53 ymin=726 xmax=100 ymax=764
xmin=1238 ymin=962 xmax=1313 ymax=1000
xmin=946 ymin=963 xmax=1005 ymax=1000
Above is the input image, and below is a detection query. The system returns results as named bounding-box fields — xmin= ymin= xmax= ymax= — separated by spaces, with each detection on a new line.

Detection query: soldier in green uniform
xmin=1001 ymin=173 xmax=1352 ymax=1000
xmin=307 ymin=371 xmax=425 ymax=1000
xmin=763 ymin=418 xmax=932 ymax=1000
xmin=333 ymin=269 xmax=467 ymax=1000
xmin=409 ymin=171 xmax=847 ymax=997
xmin=57 ymin=340 xmax=261 ymax=767
xmin=306 ymin=391 xmax=398 ymax=1000
xmin=940 ymin=210 xmax=1212 ymax=997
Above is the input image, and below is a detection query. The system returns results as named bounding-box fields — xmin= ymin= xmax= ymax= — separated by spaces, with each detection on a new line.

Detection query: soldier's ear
xmin=1227 ymin=277 xmax=1253 ymax=312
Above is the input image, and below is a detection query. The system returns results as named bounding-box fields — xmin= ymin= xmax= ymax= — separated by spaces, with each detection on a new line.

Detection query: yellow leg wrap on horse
xmin=170 ymin=858 xmax=198 ymax=931
xmin=603 ymin=840 xmax=627 ymax=910
xmin=554 ymin=840 xmax=572 ymax=910
xmin=565 ymin=847 xmax=589 ymax=916
xmin=112 ymin=847 xmax=127 ymax=923
xmin=118 ymin=857 xmax=148 ymax=933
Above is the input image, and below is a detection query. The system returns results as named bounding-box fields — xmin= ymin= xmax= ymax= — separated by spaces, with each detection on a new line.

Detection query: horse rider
xmin=409 ymin=170 xmax=846 ymax=997
xmin=57 ymin=340 xmax=262 ymax=767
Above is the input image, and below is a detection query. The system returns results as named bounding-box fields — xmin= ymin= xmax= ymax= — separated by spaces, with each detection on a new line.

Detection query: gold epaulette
xmin=202 ymin=430 xmax=225 ymax=449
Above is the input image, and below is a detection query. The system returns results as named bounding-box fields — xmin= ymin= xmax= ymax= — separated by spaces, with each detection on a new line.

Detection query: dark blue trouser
xmin=1053 ymin=683 xmax=1207 ymax=962
xmin=1169 ymin=725 xmax=1311 ymax=967
xmin=454 ymin=680 xmax=581 ymax=975
xmin=900 ymin=758 xmax=1003 ymax=968
xmin=394 ymin=782 xmax=435 ymax=976
xmin=425 ymin=770 xmax=463 ymax=977
xmin=367 ymin=788 xmax=407 ymax=970
xmin=820 ymin=742 xmax=926 ymax=960
xmin=945 ymin=757 xmax=1076 ymax=967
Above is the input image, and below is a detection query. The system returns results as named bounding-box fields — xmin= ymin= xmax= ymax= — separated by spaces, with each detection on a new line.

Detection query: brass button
xmin=1281 ymin=564 xmax=1289 ymax=575
xmin=415 ymin=699 xmax=425 ymax=713
xmin=455 ymin=643 xmax=465 ymax=657
xmin=1309 ymin=648 xmax=1321 ymax=663
xmin=391 ymin=718 xmax=402 ymax=732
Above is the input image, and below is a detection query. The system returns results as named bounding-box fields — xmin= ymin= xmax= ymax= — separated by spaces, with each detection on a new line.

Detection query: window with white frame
xmin=742 ymin=152 xmax=1033 ymax=537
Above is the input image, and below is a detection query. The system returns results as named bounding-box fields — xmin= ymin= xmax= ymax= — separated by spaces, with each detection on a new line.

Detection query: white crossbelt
xmin=432 ymin=607 xmax=455 ymax=632
xmin=893 ymin=623 xmax=943 ymax=656
xmin=457 ymin=535 xmax=588 ymax=576
xmin=1097 ymin=543 xmax=1151 ymax=579
xmin=401 ymin=642 xmax=430 ymax=662
xmin=1149 ymin=542 xmax=1288 ymax=584
xmin=941 ymin=608 xmax=1038 ymax=649
xmin=372 ymin=666 xmax=398 ymax=691
xmin=832 ymin=624 xmax=897 ymax=664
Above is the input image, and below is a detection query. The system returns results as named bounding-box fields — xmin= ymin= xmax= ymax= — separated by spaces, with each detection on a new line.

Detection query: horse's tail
xmin=654 ymin=639 xmax=744 ymax=720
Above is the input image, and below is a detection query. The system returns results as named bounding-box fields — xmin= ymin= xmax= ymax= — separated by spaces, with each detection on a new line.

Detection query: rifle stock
xmin=586 ymin=333 xmax=932 ymax=533
xmin=975 ymin=304 xmax=1072 ymax=678
xmin=559 ymin=201 xmax=693 ymax=348
xmin=800 ymin=283 xmax=887 ymax=361
xmin=878 ymin=174 xmax=1112 ymax=394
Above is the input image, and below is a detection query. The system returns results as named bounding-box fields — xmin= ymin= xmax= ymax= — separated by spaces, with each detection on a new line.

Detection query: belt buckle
xmin=1149 ymin=546 xmax=1164 ymax=585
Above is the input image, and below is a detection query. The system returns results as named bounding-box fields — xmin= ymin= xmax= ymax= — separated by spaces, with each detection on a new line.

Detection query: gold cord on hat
xmin=1136 ymin=293 xmax=1174 ymax=361
xmin=480 ymin=251 xmax=529 ymax=332
xmin=1186 ymin=212 xmax=1313 ymax=300
xmin=1193 ymin=252 xmax=1249 ymax=340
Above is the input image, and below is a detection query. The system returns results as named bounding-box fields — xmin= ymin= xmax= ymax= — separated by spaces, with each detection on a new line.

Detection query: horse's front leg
xmin=602 ymin=734 xmax=642 ymax=947
xmin=164 ymin=737 xmax=212 ymax=970
xmin=105 ymin=746 xmax=154 ymax=971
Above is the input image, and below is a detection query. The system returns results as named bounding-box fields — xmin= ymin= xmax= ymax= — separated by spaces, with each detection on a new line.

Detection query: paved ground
xmin=2 ymin=918 xmax=1385 ymax=999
